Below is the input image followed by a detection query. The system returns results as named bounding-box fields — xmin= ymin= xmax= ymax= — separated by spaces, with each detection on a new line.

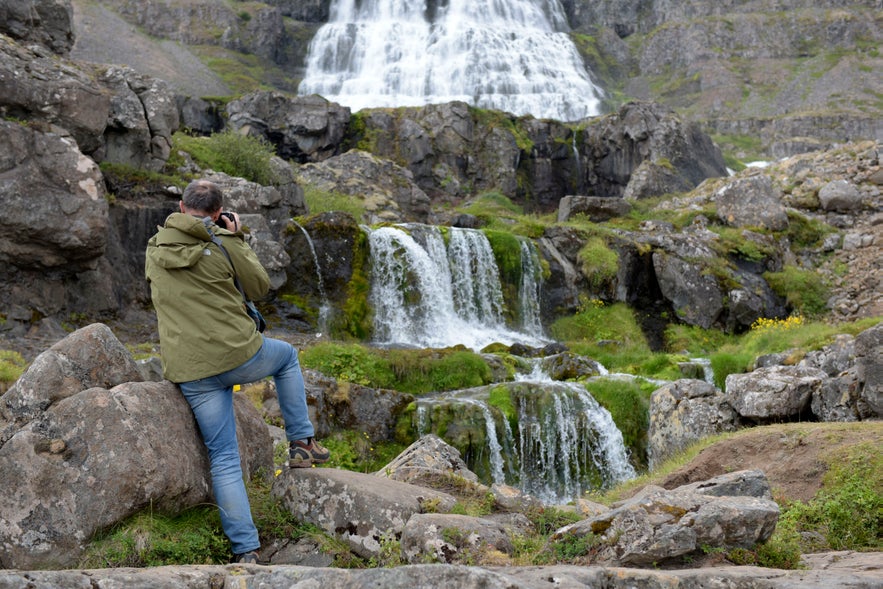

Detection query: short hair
xmin=182 ymin=180 xmax=223 ymax=214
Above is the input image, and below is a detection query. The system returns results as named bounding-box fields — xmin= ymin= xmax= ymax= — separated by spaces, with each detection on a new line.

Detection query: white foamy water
xmin=299 ymin=0 xmax=602 ymax=121
xmin=366 ymin=224 xmax=548 ymax=350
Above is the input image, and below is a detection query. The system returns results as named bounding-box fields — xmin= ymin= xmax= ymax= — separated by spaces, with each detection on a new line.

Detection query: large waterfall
xmin=366 ymin=224 xmax=547 ymax=350
xmin=299 ymin=0 xmax=602 ymax=121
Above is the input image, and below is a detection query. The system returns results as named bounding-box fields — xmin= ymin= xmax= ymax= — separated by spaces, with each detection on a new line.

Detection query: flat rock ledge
xmin=2 ymin=553 xmax=881 ymax=589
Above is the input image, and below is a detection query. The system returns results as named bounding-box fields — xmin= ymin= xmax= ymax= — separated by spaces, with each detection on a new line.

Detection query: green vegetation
xmin=763 ymin=267 xmax=831 ymax=318
xmin=172 ymin=130 xmax=277 ymax=185
xmin=577 ymin=237 xmax=619 ymax=292
xmin=299 ymin=343 xmax=493 ymax=394
xmin=301 ymin=184 xmax=367 ymax=220
xmin=583 ymin=378 xmax=653 ymax=470
xmin=0 ymin=349 xmax=27 ymax=388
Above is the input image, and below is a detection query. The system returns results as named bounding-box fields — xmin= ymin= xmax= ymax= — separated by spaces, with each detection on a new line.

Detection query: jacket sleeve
xmin=222 ymin=235 xmax=271 ymax=300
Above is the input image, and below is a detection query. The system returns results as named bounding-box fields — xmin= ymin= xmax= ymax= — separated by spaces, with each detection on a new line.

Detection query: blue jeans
xmin=178 ymin=336 xmax=315 ymax=554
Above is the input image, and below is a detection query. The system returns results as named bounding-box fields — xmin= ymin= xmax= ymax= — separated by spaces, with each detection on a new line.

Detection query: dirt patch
xmin=655 ymin=422 xmax=883 ymax=503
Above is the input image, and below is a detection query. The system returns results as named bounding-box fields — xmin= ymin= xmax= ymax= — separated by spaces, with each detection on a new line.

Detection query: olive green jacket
xmin=145 ymin=212 xmax=270 ymax=383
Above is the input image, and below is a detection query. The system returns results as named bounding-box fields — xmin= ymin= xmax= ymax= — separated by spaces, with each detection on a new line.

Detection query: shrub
xmin=577 ymin=237 xmax=619 ymax=293
xmin=709 ymin=352 xmax=752 ymax=390
xmin=172 ymin=130 xmax=277 ymax=185
xmin=764 ymin=267 xmax=830 ymax=317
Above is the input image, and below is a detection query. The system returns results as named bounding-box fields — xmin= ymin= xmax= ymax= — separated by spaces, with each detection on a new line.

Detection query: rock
xmin=581 ymin=101 xmax=728 ymax=200
xmin=725 ymin=365 xmax=827 ymax=422
xmin=819 ymin=179 xmax=864 ymax=212
xmin=553 ymin=488 xmax=779 ymax=566
xmin=672 ymin=469 xmax=772 ymax=500
xmin=401 ymin=513 xmax=514 ymax=564
xmin=0 ymin=0 xmax=74 ymax=55
xmin=0 ymin=325 xmax=272 ymax=569
xmin=0 ymin=323 xmax=140 ymax=442
xmin=98 ymin=66 xmax=180 ymax=171
xmin=0 ymin=120 xmax=108 ymax=272
xmin=539 ymin=352 xmax=604 ymax=380
xmin=379 ymin=434 xmax=480 ymax=484
xmin=302 ymin=369 xmax=414 ymax=442
xmin=226 ymin=91 xmax=351 ymax=163
xmin=853 ymin=322 xmax=882 ymax=418
xmin=294 ymin=149 xmax=432 ymax=224
xmin=557 ymin=195 xmax=631 ymax=223
xmin=0 ymin=35 xmax=110 ymax=156
xmin=653 ymin=253 xmax=724 ymax=329
xmin=271 ymin=467 xmax=457 ymax=559
xmin=648 ymin=379 xmax=739 ymax=469
xmin=715 ymin=174 xmax=789 ymax=231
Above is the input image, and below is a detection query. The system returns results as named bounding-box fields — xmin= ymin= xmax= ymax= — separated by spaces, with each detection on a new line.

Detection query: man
xmin=145 ymin=179 xmax=329 ymax=564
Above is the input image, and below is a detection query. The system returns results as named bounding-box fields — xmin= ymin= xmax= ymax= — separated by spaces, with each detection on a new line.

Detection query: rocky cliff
xmin=63 ymin=0 xmax=883 ymax=160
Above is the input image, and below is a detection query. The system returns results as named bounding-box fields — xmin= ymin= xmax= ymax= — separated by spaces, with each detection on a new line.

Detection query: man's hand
xmin=217 ymin=211 xmax=240 ymax=231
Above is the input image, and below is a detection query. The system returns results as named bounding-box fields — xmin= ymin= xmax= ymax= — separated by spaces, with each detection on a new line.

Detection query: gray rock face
xmin=99 ymin=66 xmax=180 ymax=172
xmin=653 ymin=252 xmax=724 ymax=329
xmin=0 ymin=120 xmax=108 ymax=271
xmin=0 ymin=35 xmax=110 ymax=155
xmin=401 ymin=513 xmax=514 ymax=564
xmin=819 ymin=179 xmax=865 ymax=212
xmin=725 ymin=365 xmax=827 ymax=422
xmin=0 ymin=324 xmax=274 ymax=569
xmin=0 ymin=0 xmax=74 ymax=54
xmin=226 ymin=91 xmax=351 ymax=163
xmin=294 ymin=149 xmax=432 ymax=223
xmin=853 ymin=322 xmax=883 ymax=418
xmin=648 ymin=379 xmax=739 ymax=470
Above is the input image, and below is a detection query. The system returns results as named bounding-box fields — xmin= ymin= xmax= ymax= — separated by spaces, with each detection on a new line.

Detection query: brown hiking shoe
xmin=289 ymin=438 xmax=331 ymax=468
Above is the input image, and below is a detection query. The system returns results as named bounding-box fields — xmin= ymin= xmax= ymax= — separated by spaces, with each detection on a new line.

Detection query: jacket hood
xmin=149 ymin=213 xmax=216 ymax=270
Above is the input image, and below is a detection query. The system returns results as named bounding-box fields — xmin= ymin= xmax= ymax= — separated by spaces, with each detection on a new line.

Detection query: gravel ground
xmin=70 ymin=0 xmax=230 ymax=98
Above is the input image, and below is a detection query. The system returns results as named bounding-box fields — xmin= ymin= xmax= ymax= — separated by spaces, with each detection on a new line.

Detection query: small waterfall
xmin=299 ymin=0 xmax=602 ymax=122
xmin=366 ymin=224 xmax=547 ymax=350
xmin=416 ymin=381 xmax=636 ymax=504
xmin=292 ymin=220 xmax=332 ymax=333
xmin=519 ymin=239 xmax=544 ymax=336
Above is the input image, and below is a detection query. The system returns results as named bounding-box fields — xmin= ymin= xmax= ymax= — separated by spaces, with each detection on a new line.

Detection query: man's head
xmin=181 ymin=180 xmax=223 ymax=216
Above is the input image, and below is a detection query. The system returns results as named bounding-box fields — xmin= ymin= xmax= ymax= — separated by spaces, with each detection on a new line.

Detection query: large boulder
xmin=580 ymin=101 xmax=728 ymax=200
xmin=715 ymin=174 xmax=789 ymax=231
xmin=853 ymin=322 xmax=883 ymax=418
xmin=648 ymin=380 xmax=739 ymax=470
xmin=653 ymin=252 xmax=724 ymax=329
xmin=553 ymin=481 xmax=779 ymax=566
xmin=725 ymin=365 xmax=827 ymax=422
xmin=272 ymin=468 xmax=457 ymax=559
xmin=0 ymin=324 xmax=273 ymax=569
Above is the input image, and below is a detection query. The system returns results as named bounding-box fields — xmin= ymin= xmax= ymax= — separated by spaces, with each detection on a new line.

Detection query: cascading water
xmin=416 ymin=380 xmax=636 ymax=504
xmin=299 ymin=0 xmax=602 ymax=122
xmin=519 ymin=239 xmax=544 ymax=336
xmin=366 ymin=224 xmax=547 ymax=350
xmin=291 ymin=220 xmax=332 ymax=334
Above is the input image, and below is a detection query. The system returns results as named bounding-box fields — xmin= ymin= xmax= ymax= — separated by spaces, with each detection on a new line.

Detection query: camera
xmin=217 ymin=211 xmax=236 ymax=229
